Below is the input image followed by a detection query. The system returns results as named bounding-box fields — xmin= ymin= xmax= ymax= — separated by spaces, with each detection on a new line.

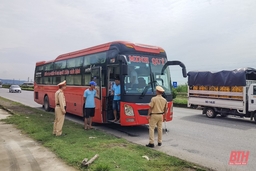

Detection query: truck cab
xmin=248 ymin=83 xmax=256 ymax=112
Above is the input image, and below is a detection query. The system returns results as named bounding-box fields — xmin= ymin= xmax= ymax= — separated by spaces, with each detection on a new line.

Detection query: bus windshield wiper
xmin=140 ymin=72 xmax=157 ymax=99
xmin=139 ymin=80 xmax=158 ymax=99
xmin=140 ymin=85 xmax=150 ymax=99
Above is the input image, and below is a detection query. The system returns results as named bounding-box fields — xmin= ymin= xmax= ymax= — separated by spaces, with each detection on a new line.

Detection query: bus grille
xmin=138 ymin=109 xmax=148 ymax=116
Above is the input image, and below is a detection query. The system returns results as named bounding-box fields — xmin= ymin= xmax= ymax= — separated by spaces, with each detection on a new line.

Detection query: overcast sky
xmin=0 ymin=0 xmax=256 ymax=84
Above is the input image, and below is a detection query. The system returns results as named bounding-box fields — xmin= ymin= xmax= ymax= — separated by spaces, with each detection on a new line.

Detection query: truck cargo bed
xmin=188 ymin=97 xmax=244 ymax=110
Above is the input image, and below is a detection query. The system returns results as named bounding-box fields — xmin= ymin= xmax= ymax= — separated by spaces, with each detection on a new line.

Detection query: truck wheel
xmin=43 ymin=95 xmax=50 ymax=111
xmin=206 ymin=108 xmax=216 ymax=118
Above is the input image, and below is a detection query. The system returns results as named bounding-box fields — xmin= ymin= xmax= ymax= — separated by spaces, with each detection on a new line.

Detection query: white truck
xmin=187 ymin=68 xmax=256 ymax=123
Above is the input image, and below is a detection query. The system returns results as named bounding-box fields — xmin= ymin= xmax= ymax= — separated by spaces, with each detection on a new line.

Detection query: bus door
xmin=106 ymin=65 xmax=120 ymax=122
xmin=90 ymin=66 xmax=103 ymax=123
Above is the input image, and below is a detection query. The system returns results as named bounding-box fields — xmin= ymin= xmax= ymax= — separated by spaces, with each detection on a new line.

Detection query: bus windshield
xmin=124 ymin=55 xmax=171 ymax=95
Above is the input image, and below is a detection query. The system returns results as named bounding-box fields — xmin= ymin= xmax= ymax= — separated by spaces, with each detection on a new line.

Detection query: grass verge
xmin=173 ymin=97 xmax=187 ymax=105
xmin=0 ymin=96 xmax=208 ymax=171
xmin=21 ymin=88 xmax=34 ymax=91
xmin=173 ymin=95 xmax=188 ymax=108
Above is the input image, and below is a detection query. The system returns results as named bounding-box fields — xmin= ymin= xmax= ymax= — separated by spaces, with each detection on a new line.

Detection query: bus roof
xmin=55 ymin=41 xmax=165 ymax=61
xmin=36 ymin=60 xmax=54 ymax=66
xmin=36 ymin=41 xmax=165 ymax=66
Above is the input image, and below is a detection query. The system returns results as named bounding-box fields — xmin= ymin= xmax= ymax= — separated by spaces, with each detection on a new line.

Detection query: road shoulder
xmin=0 ymin=109 xmax=77 ymax=171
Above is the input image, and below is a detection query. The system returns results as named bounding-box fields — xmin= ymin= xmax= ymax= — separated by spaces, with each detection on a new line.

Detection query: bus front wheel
xmin=44 ymin=95 xmax=50 ymax=111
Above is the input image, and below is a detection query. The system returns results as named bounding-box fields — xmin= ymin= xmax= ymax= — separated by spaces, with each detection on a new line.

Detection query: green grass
xmin=21 ymin=87 xmax=34 ymax=91
xmin=173 ymin=97 xmax=187 ymax=105
xmin=0 ymin=96 xmax=208 ymax=171
xmin=175 ymin=85 xmax=188 ymax=93
xmin=174 ymin=92 xmax=188 ymax=105
xmin=172 ymin=85 xmax=188 ymax=106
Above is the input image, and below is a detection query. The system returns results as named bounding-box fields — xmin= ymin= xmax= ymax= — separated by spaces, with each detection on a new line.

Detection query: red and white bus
xmin=34 ymin=41 xmax=186 ymax=126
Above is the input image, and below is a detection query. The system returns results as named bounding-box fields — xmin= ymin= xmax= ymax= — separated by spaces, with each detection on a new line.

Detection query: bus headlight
xmin=124 ymin=104 xmax=134 ymax=116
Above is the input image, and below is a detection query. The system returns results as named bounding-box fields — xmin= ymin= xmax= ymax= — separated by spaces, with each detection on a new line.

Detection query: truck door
xmin=248 ymin=84 xmax=256 ymax=111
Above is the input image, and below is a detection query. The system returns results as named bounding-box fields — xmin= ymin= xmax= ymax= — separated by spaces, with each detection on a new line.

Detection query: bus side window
xmin=92 ymin=76 xmax=99 ymax=86
xmin=84 ymin=74 xmax=91 ymax=85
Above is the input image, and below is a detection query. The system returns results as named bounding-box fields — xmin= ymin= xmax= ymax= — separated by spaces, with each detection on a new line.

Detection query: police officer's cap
xmin=57 ymin=80 xmax=66 ymax=86
xmin=156 ymin=86 xmax=164 ymax=92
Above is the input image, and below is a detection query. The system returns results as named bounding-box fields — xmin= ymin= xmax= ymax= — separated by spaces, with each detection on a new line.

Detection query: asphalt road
xmin=0 ymin=88 xmax=255 ymax=171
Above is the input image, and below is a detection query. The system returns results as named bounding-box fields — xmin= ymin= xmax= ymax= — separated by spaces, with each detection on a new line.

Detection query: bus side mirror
xmin=117 ymin=55 xmax=128 ymax=64
xmin=117 ymin=55 xmax=128 ymax=75
xmin=182 ymin=68 xmax=187 ymax=78
xmin=161 ymin=61 xmax=187 ymax=78
xmin=122 ymin=65 xmax=128 ymax=75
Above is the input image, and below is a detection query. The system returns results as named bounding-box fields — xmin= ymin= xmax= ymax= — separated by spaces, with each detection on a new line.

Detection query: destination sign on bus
xmin=129 ymin=55 xmax=149 ymax=63
xmin=43 ymin=68 xmax=81 ymax=77
xmin=128 ymin=55 xmax=165 ymax=65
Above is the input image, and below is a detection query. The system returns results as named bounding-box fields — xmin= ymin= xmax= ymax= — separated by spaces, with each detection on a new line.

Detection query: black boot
xmin=158 ymin=142 xmax=162 ymax=146
xmin=146 ymin=143 xmax=154 ymax=148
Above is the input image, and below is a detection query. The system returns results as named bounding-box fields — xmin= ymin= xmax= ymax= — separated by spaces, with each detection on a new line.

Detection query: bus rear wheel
xmin=44 ymin=95 xmax=50 ymax=111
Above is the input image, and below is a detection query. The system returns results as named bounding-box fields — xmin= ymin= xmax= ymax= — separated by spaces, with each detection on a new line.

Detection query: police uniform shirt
xmin=55 ymin=89 xmax=66 ymax=113
xmin=149 ymin=95 xmax=167 ymax=114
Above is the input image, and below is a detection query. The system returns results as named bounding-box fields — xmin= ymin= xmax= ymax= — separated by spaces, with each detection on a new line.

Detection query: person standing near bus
xmin=112 ymin=76 xmax=121 ymax=122
xmin=146 ymin=86 xmax=167 ymax=148
xmin=84 ymin=81 xmax=98 ymax=129
xmin=53 ymin=80 xmax=67 ymax=136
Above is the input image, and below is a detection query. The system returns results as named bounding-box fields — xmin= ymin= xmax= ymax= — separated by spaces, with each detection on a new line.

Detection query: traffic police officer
xmin=146 ymin=85 xmax=167 ymax=148
xmin=53 ymin=80 xmax=67 ymax=136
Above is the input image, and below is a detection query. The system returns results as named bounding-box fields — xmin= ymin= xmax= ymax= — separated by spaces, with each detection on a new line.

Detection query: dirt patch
xmin=7 ymin=105 xmax=31 ymax=113
xmin=0 ymin=98 xmax=36 ymax=115
xmin=101 ymin=142 xmax=128 ymax=148
xmin=0 ymin=109 xmax=77 ymax=171
xmin=0 ymin=98 xmax=14 ymax=107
